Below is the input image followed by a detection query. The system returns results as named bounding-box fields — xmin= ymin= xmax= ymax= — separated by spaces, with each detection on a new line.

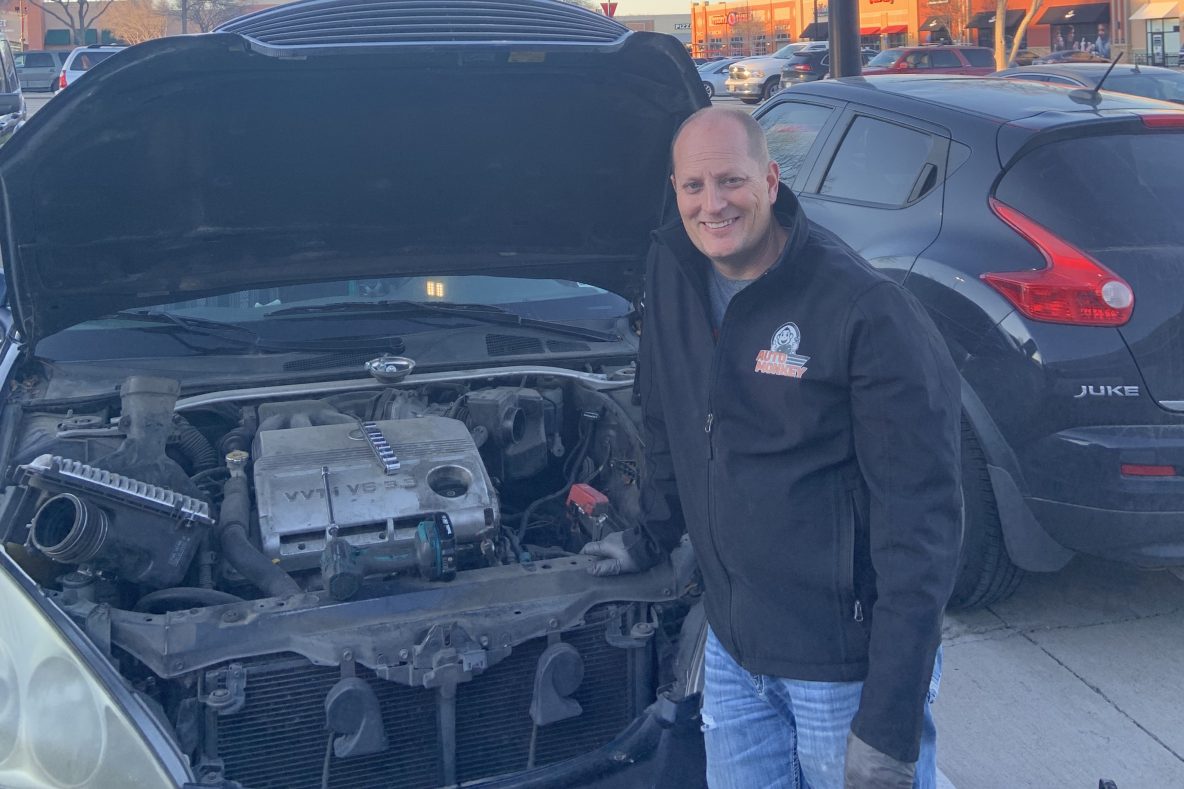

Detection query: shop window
xmin=885 ymin=33 xmax=906 ymax=48
xmin=44 ymin=30 xmax=72 ymax=47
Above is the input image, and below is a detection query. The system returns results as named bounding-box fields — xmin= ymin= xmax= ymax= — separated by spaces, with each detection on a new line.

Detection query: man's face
xmin=1098 ymin=25 xmax=1107 ymax=37
xmin=670 ymin=117 xmax=781 ymax=272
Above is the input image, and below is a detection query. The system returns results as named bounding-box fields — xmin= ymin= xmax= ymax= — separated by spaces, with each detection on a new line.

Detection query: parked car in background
xmin=1009 ymin=48 xmax=1041 ymax=66
xmin=0 ymin=2 xmax=716 ymax=788
xmin=698 ymin=56 xmax=741 ymax=98
xmin=726 ymin=41 xmax=828 ymax=103
xmin=779 ymin=48 xmax=875 ymax=89
xmin=58 ymin=44 xmax=126 ymax=90
xmin=15 ymin=50 xmax=67 ymax=92
xmin=1031 ymin=49 xmax=1109 ymax=64
xmin=993 ymin=63 xmax=1184 ymax=104
xmin=754 ymin=75 xmax=1184 ymax=608
xmin=0 ymin=38 xmax=24 ymax=145
xmin=862 ymin=45 xmax=997 ymax=75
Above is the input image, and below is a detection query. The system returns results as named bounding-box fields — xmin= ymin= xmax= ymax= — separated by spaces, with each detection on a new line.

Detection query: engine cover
xmin=253 ymin=416 xmax=497 ymax=570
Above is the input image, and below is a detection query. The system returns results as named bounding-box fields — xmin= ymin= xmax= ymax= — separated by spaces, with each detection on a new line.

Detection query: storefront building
xmin=688 ymin=0 xmax=1179 ymax=61
xmin=689 ymin=0 xmax=920 ymax=57
xmin=618 ymin=14 xmax=694 ymax=50
xmin=1128 ymin=0 xmax=1180 ymax=64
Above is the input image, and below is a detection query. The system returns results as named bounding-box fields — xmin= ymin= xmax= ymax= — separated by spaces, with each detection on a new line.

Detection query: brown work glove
xmin=844 ymin=732 xmax=915 ymax=789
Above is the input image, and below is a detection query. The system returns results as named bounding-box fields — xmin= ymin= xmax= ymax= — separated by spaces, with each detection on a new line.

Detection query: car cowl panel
xmin=0 ymin=0 xmax=707 ymax=344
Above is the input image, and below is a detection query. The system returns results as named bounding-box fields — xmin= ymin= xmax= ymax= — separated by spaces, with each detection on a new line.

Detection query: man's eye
xmin=724 ymin=177 xmax=746 ymax=186
xmin=684 ymin=183 xmax=703 ymax=193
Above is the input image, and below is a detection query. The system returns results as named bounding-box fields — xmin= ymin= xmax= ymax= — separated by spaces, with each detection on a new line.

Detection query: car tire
xmin=740 ymin=97 xmax=760 ymax=105
xmin=703 ymin=81 xmax=714 ymax=99
xmin=947 ymin=419 xmax=1024 ymax=610
xmin=762 ymin=79 xmax=780 ymax=101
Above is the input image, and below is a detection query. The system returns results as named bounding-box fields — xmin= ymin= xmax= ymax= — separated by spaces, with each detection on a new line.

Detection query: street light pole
xmin=829 ymin=0 xmax=861 ymax=76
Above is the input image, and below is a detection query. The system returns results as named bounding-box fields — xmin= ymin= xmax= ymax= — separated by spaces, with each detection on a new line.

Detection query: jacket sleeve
xmin=636 ymin=243 xmax=687 ymax=557
xmin=846 ymin=280 xmax=962 ymax=764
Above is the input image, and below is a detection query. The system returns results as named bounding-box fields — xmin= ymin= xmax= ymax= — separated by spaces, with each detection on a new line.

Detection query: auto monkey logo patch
xmin=755 ymin=322 xmax=809 ymax=378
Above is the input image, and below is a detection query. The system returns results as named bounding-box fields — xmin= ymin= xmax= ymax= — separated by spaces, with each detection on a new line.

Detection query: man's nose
xmin=702 ymin=181 xmax=728 ymax=213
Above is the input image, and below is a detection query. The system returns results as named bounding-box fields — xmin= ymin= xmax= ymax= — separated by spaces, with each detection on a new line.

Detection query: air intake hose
xmin=219 ymin=451 xmax=300 ymax=598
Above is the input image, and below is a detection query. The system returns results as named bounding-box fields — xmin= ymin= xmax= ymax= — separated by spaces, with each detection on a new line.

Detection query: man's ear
xmin=766 ymin=159 xmax=781 ymax=199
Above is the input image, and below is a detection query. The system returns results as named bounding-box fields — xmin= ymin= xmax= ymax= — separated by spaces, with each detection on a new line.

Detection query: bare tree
xmin=105 ymin=0 xmax=168 ymax=43
xmin=994 ymin=0 xmax=1045 ymax=69
xmin=1005 ymin=0 xmax=1044 ymax=65
xmin=993 ymin=0 xmax=1006 ymax=69
xmin=184 ymin=0 xmax=246 ymax=32
xmin=28 ymin=0 xmax=114 ymax=46
xmin=732 ymin=18 xmax=765 ymax=55
xmin=925 ymin=0 xmax=970 ymax=43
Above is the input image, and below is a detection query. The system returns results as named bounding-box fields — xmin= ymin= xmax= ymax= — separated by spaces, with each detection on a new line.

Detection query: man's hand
xmin=579 ymin=530 xmax=652 ymax=577
xmin=844 ymin=732 xmax=915 ymax=789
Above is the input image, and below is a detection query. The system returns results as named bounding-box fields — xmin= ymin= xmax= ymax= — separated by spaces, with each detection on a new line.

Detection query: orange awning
xmin=882 ymin=24 xmax=908 ymax=34
xmin=860 ymin=26 xmax=881 ymax=36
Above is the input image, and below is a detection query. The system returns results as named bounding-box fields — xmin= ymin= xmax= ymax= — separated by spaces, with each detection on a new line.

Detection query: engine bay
xmin=0 ymin=364 xmax=685 ymax=786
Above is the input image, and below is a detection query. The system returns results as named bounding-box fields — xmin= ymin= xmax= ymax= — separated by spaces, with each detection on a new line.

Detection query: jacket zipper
xmin=846 ymin=492 xmax=864 ymax=624
xmin=705 ymin=297 xmax=740 ymax=657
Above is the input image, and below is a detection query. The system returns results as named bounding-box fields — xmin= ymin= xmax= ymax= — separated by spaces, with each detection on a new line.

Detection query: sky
xmin=612 ymin=0 xmax=693 ymax=17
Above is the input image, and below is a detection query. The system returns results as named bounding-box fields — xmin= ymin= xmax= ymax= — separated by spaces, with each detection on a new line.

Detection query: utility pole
xmin=181 ymin=0 xmax=188 ymax=34
xmin=829 ymin=0 xmax=861 ymax=76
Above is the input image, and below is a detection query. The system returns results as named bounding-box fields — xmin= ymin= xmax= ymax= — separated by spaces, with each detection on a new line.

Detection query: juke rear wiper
xmin=264 ymin=300 xmax=620 ymax=343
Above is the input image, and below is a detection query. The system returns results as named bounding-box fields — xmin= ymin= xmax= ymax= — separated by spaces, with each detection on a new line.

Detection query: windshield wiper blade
xmin=265 ymin=300 xmax=620 ymax=343
xmin=113 ymin=311 xmax=408 ymax=355
xmin=113 ymin=310 xmax=260 ymax=346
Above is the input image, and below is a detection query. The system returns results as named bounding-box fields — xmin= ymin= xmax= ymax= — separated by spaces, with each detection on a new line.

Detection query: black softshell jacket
xmin=638 ymin=188 xmax=962 ymax=763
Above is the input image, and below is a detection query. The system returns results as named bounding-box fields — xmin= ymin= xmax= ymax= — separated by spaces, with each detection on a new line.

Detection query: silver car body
xmin=16 ymin=50 xmax=66 ymax=92
xmin=58 ymin=45 xmax=126 ymax=90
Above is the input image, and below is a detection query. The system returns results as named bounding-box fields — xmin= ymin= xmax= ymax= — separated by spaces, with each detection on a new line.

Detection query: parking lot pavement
xmin=937 ymin=557 xmax=1184 ymax=787
xmin=25 ymin=92 xmax=53 ymax=117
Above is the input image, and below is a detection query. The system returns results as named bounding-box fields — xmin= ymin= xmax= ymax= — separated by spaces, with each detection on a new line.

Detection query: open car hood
xmin=0 ymin=0 xmax=707 ymax=344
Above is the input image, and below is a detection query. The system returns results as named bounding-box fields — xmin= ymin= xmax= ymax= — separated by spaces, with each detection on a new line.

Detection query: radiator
xmin=214 ymin=617 xmax=643 ymax=789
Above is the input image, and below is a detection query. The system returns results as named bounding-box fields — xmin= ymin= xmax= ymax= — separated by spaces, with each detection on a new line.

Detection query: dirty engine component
xmin=253 ymin=415 xmax=497 ymax=571
xmin=11 ymin=454 xmax=213 ymax=587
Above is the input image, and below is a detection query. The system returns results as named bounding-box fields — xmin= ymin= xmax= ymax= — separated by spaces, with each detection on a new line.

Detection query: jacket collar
xmin=652 ymin=185 xmax=810 ymax=286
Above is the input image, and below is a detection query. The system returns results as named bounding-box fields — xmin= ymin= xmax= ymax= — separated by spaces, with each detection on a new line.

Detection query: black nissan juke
xmin=755 ymin=76 xmax=1184 ymax=608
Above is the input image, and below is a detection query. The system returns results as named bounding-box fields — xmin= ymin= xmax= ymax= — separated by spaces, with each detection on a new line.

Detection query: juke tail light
xmin=982 ymin=197 xmax=1134 ymax=327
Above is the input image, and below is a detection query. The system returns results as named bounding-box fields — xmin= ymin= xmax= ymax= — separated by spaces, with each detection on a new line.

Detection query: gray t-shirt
xmin=709 ymin=266 xmax=756 ymax=329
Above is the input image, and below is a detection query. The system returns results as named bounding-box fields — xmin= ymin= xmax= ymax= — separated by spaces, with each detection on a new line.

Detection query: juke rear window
xmin=996 ymin=133 xmax=1184 ymax=250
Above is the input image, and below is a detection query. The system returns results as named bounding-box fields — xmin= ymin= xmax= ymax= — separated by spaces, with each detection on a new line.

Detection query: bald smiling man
xmin=583 ymin=107 xmax=964 ymax=788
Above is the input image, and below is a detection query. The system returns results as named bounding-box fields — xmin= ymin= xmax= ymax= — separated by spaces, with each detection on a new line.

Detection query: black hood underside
xmin=0 ymin=3 xmax=706 ymax=343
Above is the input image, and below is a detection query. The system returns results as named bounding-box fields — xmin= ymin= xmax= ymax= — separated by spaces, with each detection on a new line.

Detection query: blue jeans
xmin=700 ymin=628 xmax=940 ymax=789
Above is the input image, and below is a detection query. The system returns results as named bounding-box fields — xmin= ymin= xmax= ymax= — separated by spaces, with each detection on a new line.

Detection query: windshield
xmin=868 ymin=49 xmax=903 ymax=68
xmin=35 ymin=274 xmax=631 ymax=363
xmin=1105 ymin=72 xmax=1184 ymax=103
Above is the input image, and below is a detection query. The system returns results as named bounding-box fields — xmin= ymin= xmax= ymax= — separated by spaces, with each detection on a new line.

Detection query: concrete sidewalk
xmin=935 ymin=558 xmax=1184 ymax=788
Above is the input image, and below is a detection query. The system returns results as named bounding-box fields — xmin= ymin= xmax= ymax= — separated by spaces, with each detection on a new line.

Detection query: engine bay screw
xmin=547 ymin=618 xmax=559 ymax=629
xmin=479 ymin=635 xmax=490 ymax=648
xmin=342 ymin=649 xmax=353 ymax=662
xmin=221 ymin=610 xmax=241 ymax=623
xmin=172 ymin=660 xmax=185 ymax=671
xmin=662 ymin=588 xmax=672 ymax=596
xmin=398 ymin=648 xmax=410 ymax=661
xmin=209 ymin=688 xmax=230 ymax=701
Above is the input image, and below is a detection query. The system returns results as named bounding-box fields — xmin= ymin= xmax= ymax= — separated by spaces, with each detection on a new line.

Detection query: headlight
xmin=0 ymin=552 xmax=190 ymax=788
